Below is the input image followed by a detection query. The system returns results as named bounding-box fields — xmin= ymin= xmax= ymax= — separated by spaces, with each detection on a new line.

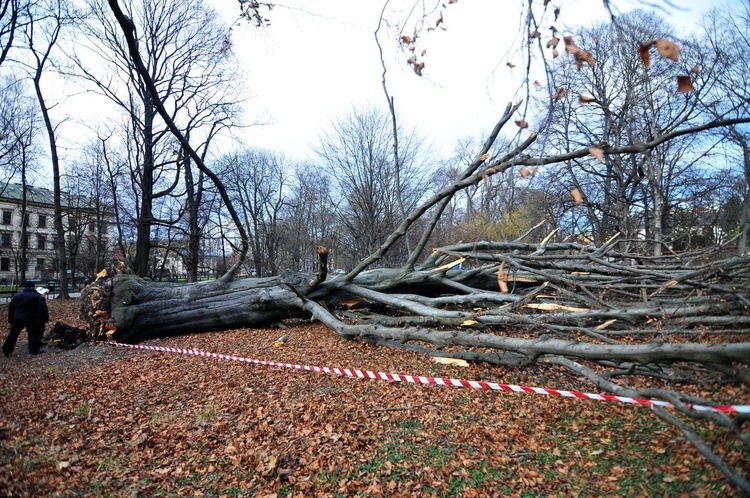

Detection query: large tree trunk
xmin=85 ymin=272 xmax=307 ymax=342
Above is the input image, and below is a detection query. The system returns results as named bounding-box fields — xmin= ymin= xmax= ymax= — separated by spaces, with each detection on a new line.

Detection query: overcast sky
xmin=206 ymin=0 xmax=725 ymax=163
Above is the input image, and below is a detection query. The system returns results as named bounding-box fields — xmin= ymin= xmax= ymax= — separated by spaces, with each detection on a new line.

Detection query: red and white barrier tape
xmin=104 ymin=341 xmax=750 ymax=415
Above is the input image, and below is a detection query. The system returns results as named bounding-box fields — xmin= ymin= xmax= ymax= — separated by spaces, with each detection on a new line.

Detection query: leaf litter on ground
xmin=0 ymin=299 xmax=744 ymax=497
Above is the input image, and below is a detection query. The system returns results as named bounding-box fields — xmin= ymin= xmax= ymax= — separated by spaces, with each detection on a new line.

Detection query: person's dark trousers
xmin=27 ymin=323 xmax=44 ymax=354
xmin=2 ymin=321 xmax=44 ymax=356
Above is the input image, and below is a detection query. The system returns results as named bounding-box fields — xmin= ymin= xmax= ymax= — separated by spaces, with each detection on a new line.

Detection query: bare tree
xmin=70 ymin=0 xmax=241 ymax=277
xmin=0 ymin=76 xmax=26 ymax=179
xmin=217 ymin=148 xmax=288 ymax=277
xmin=315 ymin=106 xmax=431 ymax=266
xmin=0 ymin=0 xmax=25 ymax=67
xmin=536 ymin=11 xmax=719 ymax=254
xmin=699 ymin=4 xmax=750 ymax=254
xmin=14 ymin=0 xmax=77 ymax=296
xmin=62 ymin=143 xmax=115 ymax=280
xmin=1 ymin=81 xmax=40 ymax=284
xmin=278 ymin=166 xmax=340 ymax=272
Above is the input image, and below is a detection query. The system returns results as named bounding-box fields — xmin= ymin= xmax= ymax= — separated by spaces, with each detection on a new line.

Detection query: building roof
xmin=0 ymin=183 xmax=97 ymax=209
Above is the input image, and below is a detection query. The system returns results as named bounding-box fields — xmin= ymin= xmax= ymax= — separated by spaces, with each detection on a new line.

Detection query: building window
xmin=37 ymin=235 xmax=45 ymax=250
xmin=24 ymin=214 xmax=30 ymax=227
xmin=1 ymin=233 xmax=10 ymax=248
xmin=0 ymin=258 xmax=8 ymax=271
xmin=2 ymin=211 xmax=11 ymax=225
xmin=39 ymin=215 xmax=46 ymax=228
xmin=89 ymin=222 xmax=95 ymax=233
xmin=22 ymin=234 xmax=29 ymax=249
xmin=37 ymin=258 xmax=44 ymax=272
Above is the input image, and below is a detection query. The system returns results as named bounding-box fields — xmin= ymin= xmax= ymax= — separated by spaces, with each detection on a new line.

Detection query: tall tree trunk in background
xmin=19 ymin=157 xmax=28 ymax=284
xmin=183 ymin=151 xmax=199 ymax=283
xmin=33 ymin=77 xmax=68 ymax=296
xmin=24 ymin=1 xmax=69 ymax=299
xmin=735 ymin=133 xmax=750 ymax=255
xmin=134 ymin=91 xmax=155 ymax=277
xmin=29 ymin=18 xmax=69 ymax=297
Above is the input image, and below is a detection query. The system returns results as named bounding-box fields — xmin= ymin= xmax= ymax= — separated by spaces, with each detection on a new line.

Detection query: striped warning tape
xmin=104 ymin=341 xmax=750 ymax=414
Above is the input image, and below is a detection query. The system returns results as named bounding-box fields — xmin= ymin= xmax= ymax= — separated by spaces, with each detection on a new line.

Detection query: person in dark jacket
xmin=2 ymin=281 xmax=49 ymax=357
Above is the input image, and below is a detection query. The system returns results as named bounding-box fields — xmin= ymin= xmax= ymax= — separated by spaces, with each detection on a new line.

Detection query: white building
xmin=0 ymin=184 xmax=114 ymax=285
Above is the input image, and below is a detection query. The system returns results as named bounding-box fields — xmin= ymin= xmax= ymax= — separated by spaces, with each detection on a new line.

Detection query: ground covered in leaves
xmin=0 ymin=300 xmax=744 ymax=497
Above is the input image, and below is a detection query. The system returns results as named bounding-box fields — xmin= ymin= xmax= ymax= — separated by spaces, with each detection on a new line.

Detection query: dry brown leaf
xmin=571 ymin=188 xmax=583 ymax=205
xmin=579 ymin=95 xmax=596 ymax=103
xmin=656 ymin=39 xmax=680 ymax=62
xmin=413 ymin=61 xmax=425 ymax=76
xmin=638 ymin=43 xmax=652 ymax=68
xmin=534 ymin=80 xmax=543 ymax=87
xmin=576 ymin=50 xmax=596 ymax=68
xmin=519 ymin=166 xmax=538 ymax=178
xmin=547 ymin=36 xmax=560 ymax=49
xmin=554 ymin=87 xmax=567 ymax=101
xmin=589 ymin=147 xmax=604 ymax=162
xmin=401 ymin=35 xmax=413 ymax=44
xmin=677 ymin=75 xmax=694 ymax=93
xmin=480 ymin=152 xmax=490 ymax=162
xmin=564 ymin=35 xmax=579 ymax=55
xmin=499 ymin=280 xmax=509 ymax=294
xmin=552 ymin=48 xmax=559 ymax=58
xmin=691 ymin=65 xmax=700 ymax=74
xmin=507 ymin=62 xmax=516 ymax=69
xmin=564 ymin=35 xmax=595 ymax=69
xmin=515 ymin=120 xmax=529 ymax=128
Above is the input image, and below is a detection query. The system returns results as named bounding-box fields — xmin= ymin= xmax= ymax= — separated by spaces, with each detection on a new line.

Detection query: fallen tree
xmin=82 ymin=235 xmax=750 ymax=491
xmin=80 ymin=0 xmax=750 ymax=492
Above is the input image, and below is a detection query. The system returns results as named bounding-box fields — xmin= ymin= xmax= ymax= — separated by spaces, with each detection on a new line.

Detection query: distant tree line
xmin=0 ymin=0 xmax=748 ymax=286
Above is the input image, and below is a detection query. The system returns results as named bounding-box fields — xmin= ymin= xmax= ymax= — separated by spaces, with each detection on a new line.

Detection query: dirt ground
xmin=0 ymin=299 xmax=744 ymax=497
